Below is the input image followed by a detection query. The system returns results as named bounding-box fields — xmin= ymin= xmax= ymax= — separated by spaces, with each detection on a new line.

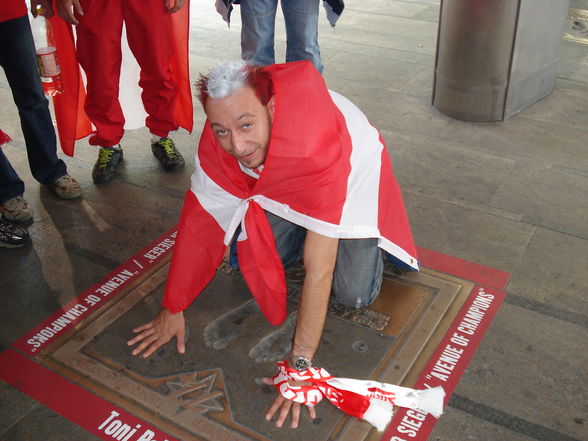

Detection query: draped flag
xmin=163 ymin=60 xmax=418 ymax=325
xmin=49 ymin=2 xmax=193 ymax=156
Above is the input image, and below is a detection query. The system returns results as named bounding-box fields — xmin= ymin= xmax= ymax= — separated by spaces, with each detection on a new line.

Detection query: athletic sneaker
xmin=50 ymin=175 xmax=82 ymax=199
xmin=0 ymin=217 xmax=28 ymax=248
xmin=0 ymin=196 xmax=32 ymax=223
xmin=151 ymin=138 xmax=185 ymax=172
xmin=92 ymin=146 xmax=123 ymax=184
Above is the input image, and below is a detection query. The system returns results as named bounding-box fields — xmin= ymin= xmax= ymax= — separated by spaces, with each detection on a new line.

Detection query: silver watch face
xmin=291 ymin=355 xmax=312 ymax=371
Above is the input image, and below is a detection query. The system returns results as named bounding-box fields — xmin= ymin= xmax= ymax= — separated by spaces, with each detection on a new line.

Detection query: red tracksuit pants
xmin=75 ymin=0 xmax=179 ymax=147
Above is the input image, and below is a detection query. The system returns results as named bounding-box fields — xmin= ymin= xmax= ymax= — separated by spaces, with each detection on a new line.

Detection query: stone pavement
xmin=1 ymin=1 xmax=587 ymax=440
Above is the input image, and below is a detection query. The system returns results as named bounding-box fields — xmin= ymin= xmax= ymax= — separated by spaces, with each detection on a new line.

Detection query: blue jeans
xmin=240 ymin=0 xmax=323 ymax=73
xmin=231 ymin=212 xmax=383 ymax=308
xmin=0 ymin=14 xmax=67 ymax=204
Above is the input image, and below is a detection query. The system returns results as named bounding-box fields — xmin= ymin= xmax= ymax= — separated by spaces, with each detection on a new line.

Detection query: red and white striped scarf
xmin=273 ymin=361 xmax=445 ymax=431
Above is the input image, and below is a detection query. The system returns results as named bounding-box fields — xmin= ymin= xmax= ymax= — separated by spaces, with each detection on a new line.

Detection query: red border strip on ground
xmin=417 ymin=246 xmax=510 ymax=290
xmin=13 ymin=227 xmax=178 ymax=356
xmin=0 ymin=349 xmax=180 ymax=441
xmin=380 ymin=284 xmax=507 ymax=441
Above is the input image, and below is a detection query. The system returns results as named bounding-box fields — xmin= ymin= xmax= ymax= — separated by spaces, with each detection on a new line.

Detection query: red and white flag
xmin=163 ymin=61 xmax=418 ymax=324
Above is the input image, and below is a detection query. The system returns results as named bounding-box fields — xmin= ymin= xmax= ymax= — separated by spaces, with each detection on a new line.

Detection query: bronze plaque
xmin=41 ymin=259 xmax=473 ymax=441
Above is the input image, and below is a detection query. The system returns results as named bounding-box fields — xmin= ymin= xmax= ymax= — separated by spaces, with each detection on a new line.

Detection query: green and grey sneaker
xmin=0 ymin=217 xmax=28 ymax=248
xmin=92 ymin=146 xmax=123 ymax=184
xmin=151 ymin=138 xmax=185 ymax=172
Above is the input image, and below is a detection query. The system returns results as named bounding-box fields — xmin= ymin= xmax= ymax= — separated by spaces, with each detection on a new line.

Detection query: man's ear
xmin=267 ymin=95 xmax=276 ymax=122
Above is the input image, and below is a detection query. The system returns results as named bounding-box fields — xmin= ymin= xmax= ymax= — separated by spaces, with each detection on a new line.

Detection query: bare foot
xmin=248 ymin=312 xmax=297 ymax=363
xmin=203 ymin=299 xmax=260 ymax=350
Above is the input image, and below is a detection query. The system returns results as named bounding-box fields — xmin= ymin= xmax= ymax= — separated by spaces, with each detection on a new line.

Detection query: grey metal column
xmin=432 ymin=0 xmax=570 ymax=121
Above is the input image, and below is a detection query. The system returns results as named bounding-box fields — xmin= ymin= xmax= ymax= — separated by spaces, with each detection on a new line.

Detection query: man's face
xmin=205 ymin=86 xmax=275 ymax=169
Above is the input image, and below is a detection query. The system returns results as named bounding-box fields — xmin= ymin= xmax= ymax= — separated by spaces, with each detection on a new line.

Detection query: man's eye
xmin=216 ymin=129 xmax=228 ymax=136
xmin=242 ymin=123 xmax=252 ymax=129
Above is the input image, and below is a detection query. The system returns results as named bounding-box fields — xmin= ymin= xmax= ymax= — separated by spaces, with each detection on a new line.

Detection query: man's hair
xmin=196 ymin=60 xmax=274 ymax=107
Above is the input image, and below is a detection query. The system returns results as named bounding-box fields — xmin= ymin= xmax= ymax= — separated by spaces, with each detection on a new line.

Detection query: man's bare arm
xmin=265 ymin=230 xmax=339 ymax=428
xmin=291 ymin=230 xmax=339 ymax=360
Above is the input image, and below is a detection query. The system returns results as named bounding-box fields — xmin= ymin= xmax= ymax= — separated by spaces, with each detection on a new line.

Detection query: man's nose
xmin=231 ymin=133 xmax=247 ymax=154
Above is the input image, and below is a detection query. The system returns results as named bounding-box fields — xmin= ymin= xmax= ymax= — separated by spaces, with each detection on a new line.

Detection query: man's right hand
xmin=55 ymin=0 xmax=84 ymax=25
xmin=127 ymin=309 xmax=186 ymax=358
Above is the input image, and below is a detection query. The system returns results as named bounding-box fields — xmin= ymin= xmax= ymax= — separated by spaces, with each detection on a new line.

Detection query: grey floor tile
xmin=0 ymin=381 xmax=37 ymax=434
xmin=517 ymin=85 xmax=588 ymax=130
xmin=438 ymin=116 xmax=588 ymax=169
xmin=429 ymin=406 xmax=538 ymax=441
xmin=489 ymin=161 xmax=588 ymax=238
xmin=506 ymin=227 xmax=588 ymax=315
xmin=454 ymin=303 xmax=588 ymax=440
xmin=326 ymin=79 xmax=451 ymax=140
xmin=347 ymin=0 xmax=432 ymax=18
xmin=396 ymin=67 xmax=435 ymax=97
xmin=404 ymin=192 xmax=535 ymax=272
xmin=321 ymin=37 xmax=435 ymax=65
xmin=330 ymin=18 xmax=438 ymax=56
xmin=326 ymin=51 xmax=427 ymax=91
xmin=412 ymin=4 xmax=442 ymax=23
xmin=2 ymin=406 xmax=100 ymax=441
xmin=387 ymin=131 xmax=518 ymax=207
xmin=0 ymin=250 xmax=111 ymax=345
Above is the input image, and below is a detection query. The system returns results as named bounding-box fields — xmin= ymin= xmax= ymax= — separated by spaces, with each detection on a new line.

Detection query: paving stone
xmin=516 ymin=85 xmax=588 ymax=130
xmin=385 ymin=130 xmax=518 ymax=208
xmin=329 ymin=15 xmax=438 ymax=56
xmin=403 ymin=192 xmax=536 ymax=273
xmin=506 ymin=228 xmax=588 ymax=315
xmin=489 ymin=161 xmax=588 ymax=238
xmin=430 ymin=406 xmax=538 ymax=441
xmin=454 ymin=303 xmax=588 ymax=440
xmin=396 ymin=67 xmax=435 ymax=97
xmin=0 ymin=250 xmax=109 ymax=345
xmin=346 ymin=0 xmax=432 ymax=18
xmin=2 ymin=406 xmax=100 ymax=441
xmin=438 ymin=116 xmax=588 ymax=170
xmin=0 ymin=381 xmax=37 ymax=434
xmin=326 ymin=51 xmax=427 ymax=91
xmin=326 ymin=78 xmax=450 ymax=140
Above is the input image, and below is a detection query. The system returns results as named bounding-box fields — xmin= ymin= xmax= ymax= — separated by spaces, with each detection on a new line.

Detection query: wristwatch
xmin=288 ymin=354 xmax=313 ymax=371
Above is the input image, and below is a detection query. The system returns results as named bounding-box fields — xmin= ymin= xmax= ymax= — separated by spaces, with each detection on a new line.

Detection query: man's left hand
xmin=31 ymin=0 xmax=54 ymax=18
xmin=261 ymin=378 xmax=317 ymax=429
xmin=165 ymin=0 xmax=186 ymax=13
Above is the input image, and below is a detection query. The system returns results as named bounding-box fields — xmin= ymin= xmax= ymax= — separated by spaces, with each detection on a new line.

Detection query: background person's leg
xmin=240 ymin=0 xmax=279 ymax=66
xmin=281 ymin=0 xmax=322 ymax=72
xmin=124 ymin=0 xmax=178 ymax=139
xmin=0 ymin=148 xmax=24 ymax=205
xmin=76 ymin=0 xmax=125 ymax=147
xmin=0 ymin=15 xmax=66 ymax=186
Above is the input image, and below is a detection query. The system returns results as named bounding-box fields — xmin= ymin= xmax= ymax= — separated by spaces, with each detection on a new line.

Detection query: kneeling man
xmin=128 ymin=60 xmax=418 ymax=427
